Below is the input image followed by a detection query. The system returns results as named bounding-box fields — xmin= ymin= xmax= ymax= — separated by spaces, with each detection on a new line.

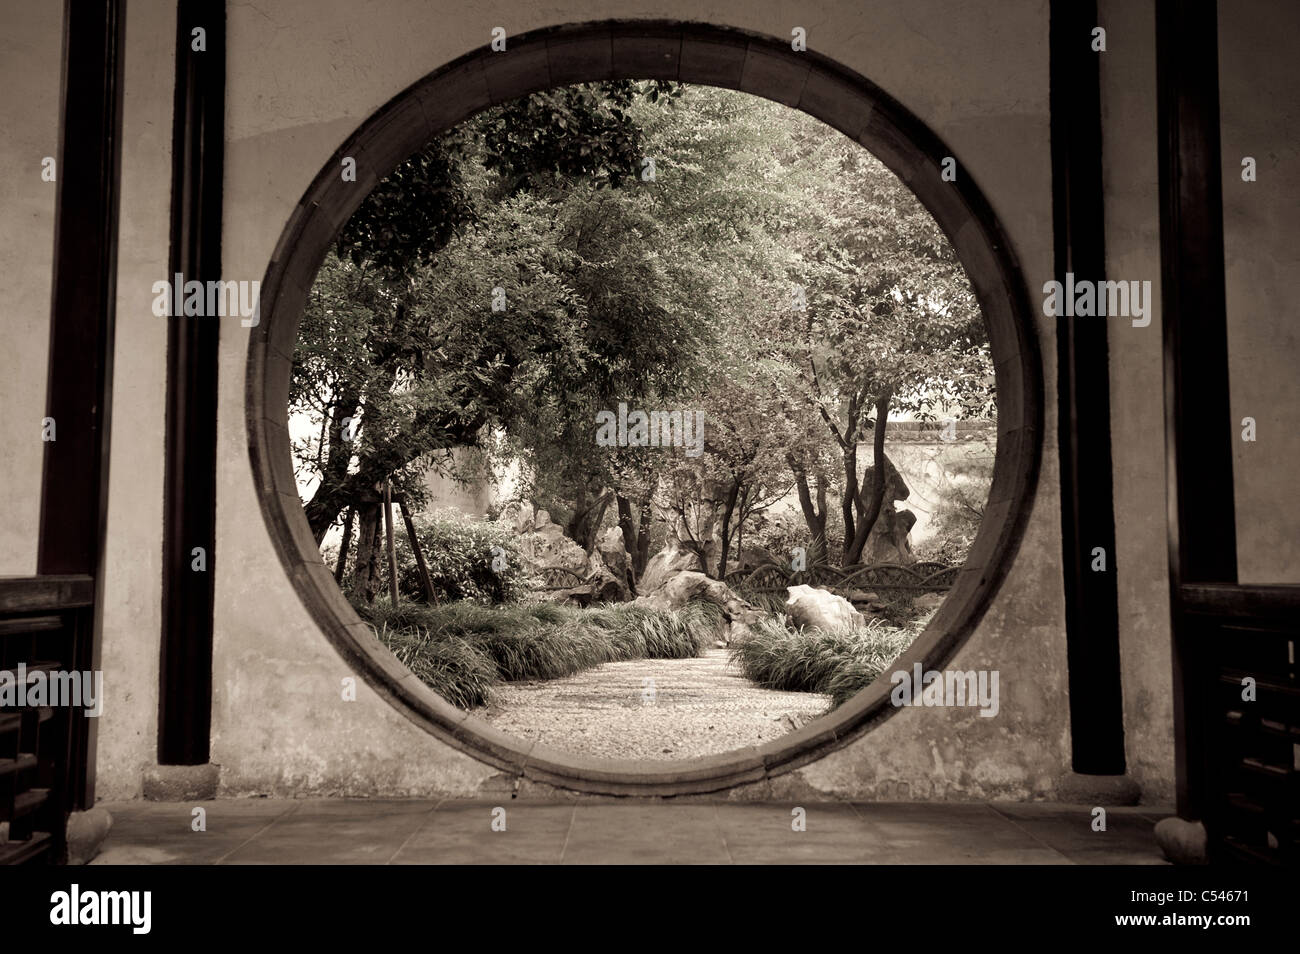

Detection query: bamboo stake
xmin=384 ymin=481 xmax=399 ymax=604
xmin=398 ymin=498 xmax=437 ymax=604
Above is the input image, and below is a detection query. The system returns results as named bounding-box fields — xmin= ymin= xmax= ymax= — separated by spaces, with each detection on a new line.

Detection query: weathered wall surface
xmin=1099 ymin=0 xmax=1175 ymax=805
xmin=6 ymin=0 xmax=1199 ymax=804
xmin=202 ymin=0 xmax=1074 ymax=801
xmin=93 ymin=0 xmax=177 ymax=801
xmin=1093 ymin=0 xmax=1300 ymax=804
xmin=880 ymin=435 xmax=996 ymax=558
xmin=1218 ymin=0 xmax=1300 ymax=585
xmin=0 ymin=3 xmax=62 ymax=575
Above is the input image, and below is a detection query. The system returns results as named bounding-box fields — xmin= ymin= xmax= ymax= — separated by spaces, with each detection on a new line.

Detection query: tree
xmin=293 ymin=83 xmax=686 ymax=554
xmin=758 ymin=118 xmax=993 ymax=565
xmin=293 ymin=81 xmax=995 ymax=599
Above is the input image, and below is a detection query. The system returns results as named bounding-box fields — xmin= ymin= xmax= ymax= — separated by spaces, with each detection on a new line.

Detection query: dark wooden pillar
xmin=158 ymin=0 xmax=225 ymax=765
xmin=38 ymin=0 xmax=126 ymax=579
xmin=35 ymin=0 xmax=127 ymax=812
xmin=1049 ymin=0 xmax=1127 ymax=775
xmin=1156 ymin=0 xmax=1237 ymax=822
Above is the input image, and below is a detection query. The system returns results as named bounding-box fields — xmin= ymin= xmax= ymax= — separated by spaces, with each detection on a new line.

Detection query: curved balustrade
xmin=726 ymin=560 xmax=960 ymax=605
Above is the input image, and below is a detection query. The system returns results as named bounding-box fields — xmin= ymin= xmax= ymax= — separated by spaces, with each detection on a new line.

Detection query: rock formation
xmin=785 ymin=584 xmax=866 ymax=633
xmin=495 ymin=503 xmax=630 ymax=604
xmin=632 ymin=569 xmax=767 ymax=646
xmin=862 ymin=455 xmax=917 ymax=565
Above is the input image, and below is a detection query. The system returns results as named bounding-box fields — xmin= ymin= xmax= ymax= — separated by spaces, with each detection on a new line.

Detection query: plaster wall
xmin=93 ymin=0 xmax=177 ymax=801
xmin=0 ymin=2 xmax=62 ymax=575
xmin=202 ymin=0 xmax=1074 ymax=800
xmin=1093 ymin=0 xmax=1300 ymax=804
xmin=1098 ymin=0 xmax=1175 ymax=806
xmin=13 ymin=0 xmax=1196 ymax=802
xmin=1218 ymin=0 xmax=1300 ymax=585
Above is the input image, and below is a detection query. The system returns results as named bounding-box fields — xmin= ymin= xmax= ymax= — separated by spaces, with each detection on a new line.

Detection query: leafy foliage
xmin=914 ymin=451 xmax=995 ymax=563
xmin=359 ymin=597 xmax=718 ymax=707
xmin=295 ymin=82 xmax=996 ymax=598
xmin=390 ymin=510 xmax=528 ymax=605
xmin=294 ymin=82 xmax=701 ymax=551
xmin=479 ymin=80 xmax=680 ymax=194
xmin=729 ymin=616 xmax=915 ymax=707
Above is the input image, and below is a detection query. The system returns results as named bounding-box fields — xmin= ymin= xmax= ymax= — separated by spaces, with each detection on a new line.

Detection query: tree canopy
xmin=291 ymin=82 xmax=994 ymax=593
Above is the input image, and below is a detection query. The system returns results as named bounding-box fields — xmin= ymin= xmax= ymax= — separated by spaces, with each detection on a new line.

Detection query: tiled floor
xmin=90 ymin=799 xmax=1172 ymax=864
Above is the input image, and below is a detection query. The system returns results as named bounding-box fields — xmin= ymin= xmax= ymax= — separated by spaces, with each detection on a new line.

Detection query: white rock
xmin=785 ymin=584 xmax=865 ymax=633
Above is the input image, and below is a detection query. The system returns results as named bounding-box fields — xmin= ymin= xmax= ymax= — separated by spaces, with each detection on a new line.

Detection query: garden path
xmin=480 ymin=649 xmax=830 ymax=760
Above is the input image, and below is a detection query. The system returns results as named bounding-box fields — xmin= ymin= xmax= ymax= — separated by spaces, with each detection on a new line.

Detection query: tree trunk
xmin=565 ymin=486 xmax=613 ymax=552
xmin=715 ymin=477 xmax=742 ymax=579
xmin=366 ymin=513 xmax=384 ymax=603
xmin=350 ymin=501 xmax=380 ymax=604
xmin=310 ymin=386 xmax=362 ymax=545
xmin=634 ymin=499 xmax=653 ymax=575
xmin=616 ymin=493 xmax=640 ymax=573
xmin=844 ymin=390 xmax=893 ymax=565
xmin=334 ymin=506 xmax=354 ymax=585
xmin=841 ymin=438 xmax=859 ymax=555
xmin=787 ymin=452 xmax=828 ymax=567
xmin=616 ymin=492 xmax=659 ymax=583
xmin=735 ymin=486 xmax=749 ymax=568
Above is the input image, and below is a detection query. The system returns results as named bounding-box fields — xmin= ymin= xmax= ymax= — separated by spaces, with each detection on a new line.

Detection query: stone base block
xmin=143 ymin=763 xmax=220 ymax=801
xmin=1054 ymin=772 xmax=1142 ymax=806
xmin=66 ymin=807 xmax=114 ymax=865
xmin=1154 ymin=817 xmax=1209 ymax=864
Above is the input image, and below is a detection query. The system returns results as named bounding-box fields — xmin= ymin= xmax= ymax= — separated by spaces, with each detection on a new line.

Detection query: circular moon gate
xmin=247 ymin=21 xmax=1043 ymax=795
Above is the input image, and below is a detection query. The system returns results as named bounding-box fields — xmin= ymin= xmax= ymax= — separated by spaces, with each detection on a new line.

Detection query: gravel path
xmin=480 ymin=649 xmax=831 ymax=760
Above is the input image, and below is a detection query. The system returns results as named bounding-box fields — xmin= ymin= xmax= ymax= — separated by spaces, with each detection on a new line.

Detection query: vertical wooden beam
xmin=158 ymin=0 xmax=224 ymax=765
xmin=384 ymin=481 xmax=399 ymax=604
xmin=1049 ymin=0 xmax=1127 ymax=775
xmin=37 ymin=0 xmax=127 ymax=811
xmin=38 ymin=0 xmax=125 ymax=578
xmin=1156 ymin=0 xmax=1236 ymax=820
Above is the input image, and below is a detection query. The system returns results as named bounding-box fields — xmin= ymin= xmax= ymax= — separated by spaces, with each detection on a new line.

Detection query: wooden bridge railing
xmin=723 ymin=561 xmax=959 ymax=606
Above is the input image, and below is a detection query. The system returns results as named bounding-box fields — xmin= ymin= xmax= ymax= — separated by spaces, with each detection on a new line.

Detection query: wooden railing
xmin=0 ymin=575 xmax=95 ymax=865
xmin=1181 ymin=583 xmax=1300 ymax=865
xmin=527 ymin=561 xmax=961 ymax=605
xmin=724 ymin=561 xmax=959 ymax=606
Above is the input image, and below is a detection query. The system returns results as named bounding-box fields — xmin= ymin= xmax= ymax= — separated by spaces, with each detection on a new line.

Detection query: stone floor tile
xmin=91 ymin=799 xmax=297 ymax=865
xmin=715 ymin=802 xmax=890 ymax=863
xmin=986 ymin=802 xmax=1166 ymax=864
xmin=392 ymin=801 xmax=574 ymax=864
xmin=561 ymin=803 xmax=729 ymax=864
xmin=217 ymin=800 xmax=437 ymax=864
xmin=86 ymin=799 xmax=1178 ymax=865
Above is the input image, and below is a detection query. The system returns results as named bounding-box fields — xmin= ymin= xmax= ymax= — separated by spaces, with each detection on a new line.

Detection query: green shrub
xmin=364 ymin=597 xmax=720 ymax=707
xmin=729 ymin=616 xmax=914 ymax=707
xmin=746 ymin=508 xmax=846 ymax=570
xmin=825 ymin=653 xmax=904 ymax=709
xmin=392 ymin=509 xmax=528 ymax=605
xmin=746 ymin=511 xmax=815 ymax=569
xmin=375 ymin=622 xmax=497 ymax=709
